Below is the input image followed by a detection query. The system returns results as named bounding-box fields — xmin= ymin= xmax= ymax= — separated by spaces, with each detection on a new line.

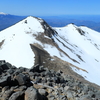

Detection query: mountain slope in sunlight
xmin=0 ymin=16 xmax=100 ymax=85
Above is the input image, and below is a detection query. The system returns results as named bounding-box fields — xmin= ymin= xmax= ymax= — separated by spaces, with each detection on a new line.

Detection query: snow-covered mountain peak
xmin=0 ymin=16 xmax=100 ymax=86
xmin=22 ymin=16 xmax=44 ymax=33
xmin=65 ymin=23 xmax=75 ymax=27
xmin=0 ymin=12 xmax=8 ymax=15
xmin=0 ymin=16 xmax=56 ymax=68
xmin=0 ymin=16 xmax=47 ymax=68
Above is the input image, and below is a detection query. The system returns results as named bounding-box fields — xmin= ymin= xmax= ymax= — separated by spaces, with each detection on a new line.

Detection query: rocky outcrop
xmin=35 ymin=17 xmax=57 ymax=37
xmin=0 ymin=60 xmax=100 ymax=100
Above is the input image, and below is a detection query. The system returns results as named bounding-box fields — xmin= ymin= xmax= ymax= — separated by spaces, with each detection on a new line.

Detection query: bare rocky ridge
xmin=0 ymin=61 xmax=100 ymax=100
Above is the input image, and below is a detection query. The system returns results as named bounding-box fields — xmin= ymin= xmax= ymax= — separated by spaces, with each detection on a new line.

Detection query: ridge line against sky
xmin=0 ymin=0 xmax=100 ymax=16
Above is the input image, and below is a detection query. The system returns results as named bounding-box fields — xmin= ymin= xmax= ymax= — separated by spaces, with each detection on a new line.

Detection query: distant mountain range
xmin=0 ymin=14 xmax=100 ymax=32
xmin=0 ymin=13 xmax=26 ymax=31
xmin=41 ymin=15 xmax=100 ymax=32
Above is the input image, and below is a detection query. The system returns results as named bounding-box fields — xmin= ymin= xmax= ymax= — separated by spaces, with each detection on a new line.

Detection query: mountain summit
xmin=0 ymin=12 xmax=8 ymax=15
xmin=0 ymin=16 xmax=100 ymax=86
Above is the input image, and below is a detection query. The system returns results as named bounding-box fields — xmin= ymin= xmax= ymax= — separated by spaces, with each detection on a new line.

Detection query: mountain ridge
xmin=1 ymin=14 xmax=100 ymax=32
xmin=0 ymin=16 xmax=100 ymax=86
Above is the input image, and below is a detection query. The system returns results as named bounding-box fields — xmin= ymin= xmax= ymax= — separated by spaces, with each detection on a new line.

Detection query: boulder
xmin=14 ymin=73 xmax=30 ymax=85
xmin=80 ymin=95 xmax=92 ymax=100
xmin=38 ymin=89 xmax=47 ymax=96
xmin=8 ymin=91 xmax=24 ymax=100
xmin=0 ymin=60 xmax=6 ymax=66
xmin=2 ymin=89 xmax=13 ymax=100
xmin=95 ymin=90 xmax=100 ymax=99
xmin=30 ymin=64 xmax=40 ymax=72
xmin=1 ymin=62 xmax=12 ymax=70
xmin=66 ymin=90 xmax=75 ymax=100
xmin=25 ymin=86 xmax=41 ymax=100
xmin=0 ymin=67 xmax=3 ymax=75
xmin=0 ymin=75 xmax=11 ymax=87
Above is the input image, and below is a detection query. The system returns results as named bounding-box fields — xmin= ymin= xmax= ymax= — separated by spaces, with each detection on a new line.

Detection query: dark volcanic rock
xmin=9 ymin=91 xmax=24 ymax=100
xmin=36 ymin=17 xmax=57 ymax=37
xmin=0 ymin=60 xmax=6 ymax=66
xmin=30 ymin=64 xmax=40 ymax=72
xmin=14 ymin=73 xmax=30 ymax=86
xmin=0 ymin=67 xmax=3 ymax=75
xmin=0 ymin=75 xmax=11 ymax=87
xmin=1 ymin=62 xmax=12 ymax=70
xmin=0 ymin=60 xmax=100 ymax=100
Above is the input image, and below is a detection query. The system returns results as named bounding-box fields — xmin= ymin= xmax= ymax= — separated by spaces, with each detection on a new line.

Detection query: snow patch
xmin=0 ymin=12 xmax=8 ymax=15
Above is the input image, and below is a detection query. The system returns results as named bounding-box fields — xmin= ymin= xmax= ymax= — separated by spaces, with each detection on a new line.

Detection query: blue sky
xmin=0 ymin=0 xmax=100 ymax=16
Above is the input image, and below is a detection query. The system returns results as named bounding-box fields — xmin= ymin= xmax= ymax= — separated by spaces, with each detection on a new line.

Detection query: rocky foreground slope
xmin=0 ymin=60 xmax=100 ymax=100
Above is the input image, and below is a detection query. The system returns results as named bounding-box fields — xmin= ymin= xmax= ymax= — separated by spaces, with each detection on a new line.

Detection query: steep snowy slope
xmin=0 ymin=16 xmax=44 ymax=67
xmin=0 ymin=16 xmax=100 ymax=85
xmin=53 ymin=24 xmax=100 ymax=85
